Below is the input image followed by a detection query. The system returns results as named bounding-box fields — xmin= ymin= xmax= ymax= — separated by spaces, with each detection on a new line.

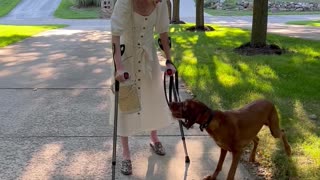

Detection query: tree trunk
xmin=251 ymin=0 xmax=268 ymax=47
xmin=195 ymin=0 xmax=205 ymax=30
xmin=167 ymin=0 xmax=172 ymax=22
xmin=172 ymin=0 xmax=180 ymax=23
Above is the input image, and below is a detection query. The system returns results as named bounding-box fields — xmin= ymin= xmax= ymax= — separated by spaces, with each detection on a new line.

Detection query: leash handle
xmin=165 ymin=60 xmax=177 ymax=77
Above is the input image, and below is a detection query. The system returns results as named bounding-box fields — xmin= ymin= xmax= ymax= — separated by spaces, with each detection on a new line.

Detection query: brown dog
xmin=169 ymin=99 xmax=291 ymax=180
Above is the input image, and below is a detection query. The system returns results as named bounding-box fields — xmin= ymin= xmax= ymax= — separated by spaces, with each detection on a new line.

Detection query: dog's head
xmin=168 ymin=99 xmax=211 ymax=129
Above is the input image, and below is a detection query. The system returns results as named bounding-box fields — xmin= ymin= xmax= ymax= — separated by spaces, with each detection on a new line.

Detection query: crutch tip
xmin=185 ymin=156 xmax=190 ymax=163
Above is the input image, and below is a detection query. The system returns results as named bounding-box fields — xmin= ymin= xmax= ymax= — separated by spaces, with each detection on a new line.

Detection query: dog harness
xmin=199 ymin=111 xmax=215 ymax=132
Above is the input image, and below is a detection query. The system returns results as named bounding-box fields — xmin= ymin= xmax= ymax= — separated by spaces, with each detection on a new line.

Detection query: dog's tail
xmin=269 ymin=106 xmax=292 ymax=156
xmin=269 ymin=106 xmax=281 ymax=138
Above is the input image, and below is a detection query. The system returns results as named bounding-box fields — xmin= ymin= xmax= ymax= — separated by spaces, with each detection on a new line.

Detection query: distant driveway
xmin=3 ymin=0 xmax=61 ymax=19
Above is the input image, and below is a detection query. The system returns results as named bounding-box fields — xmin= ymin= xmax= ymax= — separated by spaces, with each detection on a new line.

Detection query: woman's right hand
xmin=115 ymin=69 xmax=130 ymax=82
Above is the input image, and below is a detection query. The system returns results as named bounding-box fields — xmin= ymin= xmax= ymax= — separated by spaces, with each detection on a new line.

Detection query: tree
xmin=171 ymin=0 xmax=184 ymax=24
xmin=167 ymin=0 xmax=172 ymax=21
xmin=251 ymin=0 xmax=268 ymax=47
xmin=235 ymin=0 xmax=283 ymax=55
xmin=190 ymin=0 xmax=213 ymax=31
xmin=195 ymin=0 xmax=205 ymax=30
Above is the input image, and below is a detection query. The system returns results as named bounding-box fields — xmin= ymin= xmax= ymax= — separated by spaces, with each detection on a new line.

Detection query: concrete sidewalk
xmin=0 ymin=28 xmax=253 ymax=179
xmin=0 ymin=0 xmax=319 ymax=179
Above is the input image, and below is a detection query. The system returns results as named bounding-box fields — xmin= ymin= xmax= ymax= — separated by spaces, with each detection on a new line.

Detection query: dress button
xmin=138 ymin=70 xmax=141 ymax=72
xmin=138 ymin=61 xmax=141 ymax=63
xmin=138 ymin=87 xmax=141 ymax=89
xmin=141 ymin=35 xmax=143 ymax=38
xmin=145 ymin=18 xmax=148 ymax=20
xmin=138 ymin=112 xmax=140 ymax=115
xmin=143 ymin=27 xmax=146 ymax=29
xmin=138 ymin=79 xmax=141 ymax=81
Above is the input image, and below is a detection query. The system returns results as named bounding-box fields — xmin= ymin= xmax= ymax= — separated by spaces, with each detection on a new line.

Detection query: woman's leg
xmin=121 ymin=136 xmax=131 ymax=160
xmin=120 ymin=136 xmax=132 ymax=175
xmin=150 ymin=130 xmax=160 ymax=143
xmin=150 ymin=130 xmax=166 ymax=155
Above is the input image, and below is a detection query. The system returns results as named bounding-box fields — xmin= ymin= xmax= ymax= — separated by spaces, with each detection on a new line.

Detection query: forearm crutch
xmin=160 ymin=38 xmax=190 ymax=163
xmin=112 ymin=44 xmax=128 ymax=180
xmin=164 ymin=70 xmax=190 ymax=163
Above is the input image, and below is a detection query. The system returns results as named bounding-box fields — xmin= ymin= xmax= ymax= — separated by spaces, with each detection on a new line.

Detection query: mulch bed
xmin=186 ymin=25 xmax=215 ymax=32
xmin=234 ymin=42 xmax=285 ymax=56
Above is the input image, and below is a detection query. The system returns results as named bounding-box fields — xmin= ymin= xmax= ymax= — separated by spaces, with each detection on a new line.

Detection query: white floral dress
xmin=110 ymin=0 xmax=172 ymax=136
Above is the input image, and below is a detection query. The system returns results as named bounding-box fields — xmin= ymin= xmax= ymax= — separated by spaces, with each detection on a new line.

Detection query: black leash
xmin=163 ymin=64 xmax=179 ymax=105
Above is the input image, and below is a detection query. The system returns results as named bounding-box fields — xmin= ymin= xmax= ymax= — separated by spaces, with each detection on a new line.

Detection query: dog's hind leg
xmin=268 ymin=107 xmax=292 ymax=156
xmin=249 ymin=136 xmax=259 ymax=162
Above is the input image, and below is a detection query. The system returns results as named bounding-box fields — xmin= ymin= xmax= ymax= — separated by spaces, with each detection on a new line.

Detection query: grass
xmin=287 ymin=20 xmax=320 ymax=27
xmin=169 ymin=24 xmax=320 ymax=180
xmin=0 ymin=0 xmax=21 ymax=17
xmin=54 ymin=0 xmax=100 ymax=19
xmin=0 ymin=25 xmax=66 ymax=48
xmin=205 ymin=9 xmax=320 ymax=16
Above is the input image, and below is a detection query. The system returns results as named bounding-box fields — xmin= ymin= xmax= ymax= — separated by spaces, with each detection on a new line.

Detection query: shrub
xmin=71 ymin=0 xmax=100 ymax=8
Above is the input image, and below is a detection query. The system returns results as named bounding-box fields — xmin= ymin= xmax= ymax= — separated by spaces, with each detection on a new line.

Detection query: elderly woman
xmin=110 ymin=0 xmax=175 ymax=175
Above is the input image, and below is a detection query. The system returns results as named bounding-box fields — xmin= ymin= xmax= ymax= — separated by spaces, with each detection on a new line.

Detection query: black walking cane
xmin=159 ymin=38 xmax=190 ymax=163
xmin=112 ymin=44 xmax=128 ymax=180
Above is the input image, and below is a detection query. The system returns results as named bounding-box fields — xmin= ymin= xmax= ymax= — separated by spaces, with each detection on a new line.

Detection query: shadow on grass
xmin=0 ymin=35 xmax=30 ymax=48
xmin=170 ymin=24 xmax=320 ymax=179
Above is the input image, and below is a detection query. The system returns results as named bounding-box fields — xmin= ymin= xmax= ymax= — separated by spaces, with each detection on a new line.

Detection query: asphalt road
xmin=3 ymin=0 xmax=61 ymax=19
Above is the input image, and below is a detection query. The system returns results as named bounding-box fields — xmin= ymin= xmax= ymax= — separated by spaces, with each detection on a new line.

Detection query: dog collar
xmin=199 ymin=111 xmax=214 ymax=132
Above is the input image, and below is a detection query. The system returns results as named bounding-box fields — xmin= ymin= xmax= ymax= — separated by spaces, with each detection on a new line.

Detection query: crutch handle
xmin=166 ymin=69 xmax=173 ymax=76
xmin=123 ymin=72 xmax=129 ymax=79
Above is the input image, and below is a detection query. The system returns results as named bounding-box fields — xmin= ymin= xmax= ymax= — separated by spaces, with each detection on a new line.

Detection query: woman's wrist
xmin=166 ymin=59 xmax=173 ymax=65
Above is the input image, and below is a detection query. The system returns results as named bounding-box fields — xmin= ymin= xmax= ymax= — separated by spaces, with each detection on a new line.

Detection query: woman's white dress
xmin=110 ymin=0 xmax=172 ymax=136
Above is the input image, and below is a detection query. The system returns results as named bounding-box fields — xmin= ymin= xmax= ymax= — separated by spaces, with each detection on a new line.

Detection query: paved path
xmin=0 ymin=0 xmax=319 ymax=180
xmin=3 ymin=0 xmax=61 ymax=19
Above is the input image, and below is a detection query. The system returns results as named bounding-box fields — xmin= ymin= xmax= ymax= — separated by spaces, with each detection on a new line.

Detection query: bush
xmin=71 ymin=0 xmax=100 ymax=8
xmin=222 ymin=0 xmax=237 ymax=10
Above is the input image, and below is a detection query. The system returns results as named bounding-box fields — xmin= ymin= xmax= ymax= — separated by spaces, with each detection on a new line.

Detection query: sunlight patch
xmin=214 ymin=59 xmax=240 ymax=87
xmin=257 ymin=65 xmax=278 ymax=80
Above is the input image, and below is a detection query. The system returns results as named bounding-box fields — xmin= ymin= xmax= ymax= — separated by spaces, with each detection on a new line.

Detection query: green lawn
xmin=0 ymin=25 xmax=66 ymax=48
xmin=0 ymin=0 xmax=21 ymax=17
xmin=205 ymin=8 xmax=320 ymax=16
xmin=54 ymin=0 xmax=100 ymax=19
xmin=287 ymin=20 xmax=320 ymax=27
xmin=170 ymin=24 xmax=320 ymax=180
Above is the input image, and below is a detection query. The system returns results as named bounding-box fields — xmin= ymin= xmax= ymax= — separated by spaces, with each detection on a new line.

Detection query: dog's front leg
xmin=203 ymin=148 xmax=227 ymax=180
xmin=227 ymin=150 xmax=242 ymax=180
